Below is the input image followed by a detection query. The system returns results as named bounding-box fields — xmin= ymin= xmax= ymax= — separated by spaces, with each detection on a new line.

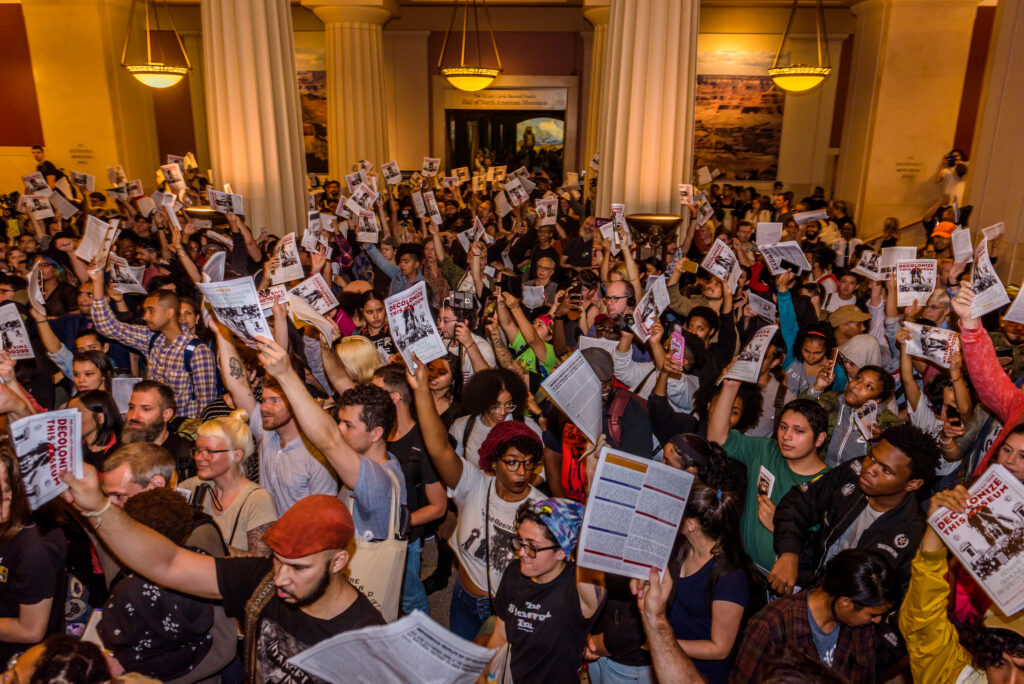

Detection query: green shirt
xmin=511 ymin=331 xmax=556 ymax=378
xmin=722 ymin=430 xmax=828 ymax=570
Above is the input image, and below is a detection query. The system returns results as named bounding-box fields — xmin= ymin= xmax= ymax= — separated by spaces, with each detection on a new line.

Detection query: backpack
xmin=148 ymin=332 xmax=226 ymax=405
xmin=607 ymin=387 xmax=647 ymax=448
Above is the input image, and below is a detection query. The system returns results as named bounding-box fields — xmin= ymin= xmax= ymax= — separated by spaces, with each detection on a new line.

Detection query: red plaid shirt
xmin=731 ymin=590 xmax=877 ymax=683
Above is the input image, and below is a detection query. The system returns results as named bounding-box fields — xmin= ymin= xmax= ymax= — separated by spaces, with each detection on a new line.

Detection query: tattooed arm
xmin=213 ymin=323 xmax=258 ymax=416
xmin=485 ymin=316 xmax=518 ymax=371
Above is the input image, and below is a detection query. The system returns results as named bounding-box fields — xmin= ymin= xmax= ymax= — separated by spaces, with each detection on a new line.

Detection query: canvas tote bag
xmin=345 ymin=468 xmax=407 ymax=621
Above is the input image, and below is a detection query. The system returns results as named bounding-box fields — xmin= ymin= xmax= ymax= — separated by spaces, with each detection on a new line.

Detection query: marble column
xmin=966 ymin=0 xmax=1024 ymax=283
xmin=595 ymin=0 xmax=700 ymax=215
xmin=582 ymin=0 xmax=610 ymax=179
xmin=202 ymin=0 xmax=306 ymax=235
xmin=303 ymin=0 xmax=398 ymax=179
xmin=834 ymin=0 xmax=977 ymax=236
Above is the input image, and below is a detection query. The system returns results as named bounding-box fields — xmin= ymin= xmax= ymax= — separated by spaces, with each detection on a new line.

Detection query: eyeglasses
xmin=191 ymin=447 xmax=231 ymax=459
xmin=604 ymin=295 xmax=630 ymax=302
xmin=512 ymin=536 xmax=560 ymax=558
xmin=489 ymin=402 xmax=517 ymax=413
xmin=499 ymin=457 xmax=537 ymax=472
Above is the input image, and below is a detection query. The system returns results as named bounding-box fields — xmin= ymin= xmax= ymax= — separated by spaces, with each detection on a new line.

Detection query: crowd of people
xmin=0 ymin=143 xmax=1020 ymax=684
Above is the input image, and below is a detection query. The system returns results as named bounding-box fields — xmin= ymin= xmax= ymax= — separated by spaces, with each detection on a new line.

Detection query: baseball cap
xmin=580 ymin=347 xmax=614 ymax=383
xmin=828 ymin=305 xmax=871 ymax=328
xmin=262 ymin=495 xmax=355 ymax=558
xmin=932 ymin=221 xmax=956 ymax=239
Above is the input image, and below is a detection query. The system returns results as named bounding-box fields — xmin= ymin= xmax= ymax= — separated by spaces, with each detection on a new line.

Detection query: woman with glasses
xmin=177 ymin=410 xmax=277 ymax=556
xmin=409 ymin=360 xmax=547 ymax=641
xmin=447 ymin=368 xmax=542 ymax=470
xmin=483 ymin=498 xmax=606 ymax=684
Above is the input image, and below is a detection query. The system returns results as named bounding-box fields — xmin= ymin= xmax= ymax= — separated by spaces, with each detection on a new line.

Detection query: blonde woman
xmin=178 ymin=410 xmax=278 ymax=556
xmin=320 ymin=334 xmax=386 ymax=394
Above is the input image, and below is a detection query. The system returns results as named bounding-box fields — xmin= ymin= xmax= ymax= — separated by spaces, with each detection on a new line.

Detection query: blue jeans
xmin=449 ymin=574 xmax=492 ymax=641
xmin=588 ymin=657 xmax=655 ymax=684
xmin=401 ymin=538 xmax=430 ymax=615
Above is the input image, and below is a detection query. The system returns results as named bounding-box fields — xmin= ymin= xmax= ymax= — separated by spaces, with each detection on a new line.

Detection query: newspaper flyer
xmin=200 ymin=251 xmax=226 ymax=284
xmin=0 ymin=304 xmax=33 ymax=360
xmin=442 ymin=176 xmax=458 ymax=189
xmin=928 ymin=464 xmax=1024 ymax=616
xmin=198 ymin=277 xmax=272 ymax=347
xmin=108 ymin=255 xmax=147 ymax=295
xmin=348 ymin=183 xmax=378 ymax=213
xmin=853 ymin=400 xmax=878 ymax=441
xmin=271 ymin=233 xmax=305 ymax=285
xmin=983 ymin=222 xmax=1006 ymax=241
xmin=410 ymin=190 xmax=426 ymax=218
xmin=970 ymin=239 xmax=1010 ymax=319
xmin=381 ymin=160 xmax=402 ymax=185
xmin=287 ymin=294 xmax=339 ymax=345
xmin=49 ymin=192 xmax=79 ymax=219
xmin=1003 ymin=286 xmax=1024 ymax=326
xmin=356 ymin=211 xmax=379 ymax=244
xmin=494 ymin=191 xmax=513 ymax=218
xmin=536 ymin=197 xmax=558 ymax=226
xmin=577 ymin=447 xmax=695 ymax=580
xmin=207 ymin=189 xmax=244 ymax=215
xmin=755 ymin=222 xmax=783 ymax=247
xmin=951 ymin=227 xmax=974 ymax=264
xmin=793 ymin=209 xmax=828 ymax=226
xmin=22 ymin=172 xmax=51 ymax=196
xmin=75 ymin=216 xmax=119 ymax=266
xmin=423 ymin=191 xmax=443 ymax=226
xmin=747 ymin=291 xmax=777 ymax=322
xmin=852 ymin=250 xmax=883 ymax=281
xmin=757 ymin=465 xmax=775 ymax=498
xmin=258 ymin=285 xmax=288 ymax=313
xmin=70 ymin=171 xmax=95 ymax=192
xmin=9 ymin=409 xmax=82 ymax=510
xmin=724 ymin=325 xmax=779 ymax=383
xmin=701 ymin=239 xmax=738 ymax=282
xmin=903 ymin=321 xmax=960 ymax=369
xmin=112 ymin=377 xmax=142 ymax=415
xmin=421 ymin=157 xmax=441 ymax=177
xmin=896 ymin=260 xmax=937 ymax=308
xmin=384 ymin=281 xmax=446 ymax=369
xmin=697 ymin=198 xmax=715 ymax=227
xmin=453 ymin=166 xmax=470 ymax=184
xmin=630 ymin=275 xmax=670 ymax=342
xmin=344 ymin=171 xmax=361 ymax=195
xmin=589 ymin=151 xmax=600 ymax=172
xmin=504 ymin=177 xmax=529 ymax=207
xmin=759 ymin=241 xmax=811 ymax=276
xmin=287 ymin=610 xmax=493 ymax=684
xmin=540 ymin=350 xmax=603 ymax=443
xmin=880 ymin=246 xmax=917 ymax=278
xmin=288 ymin=274 xmax=339 ymax=315
xmin=27 ymin=263 xmax=45 ymax=317
xmin=160 ymin=163 xmax=186 ymax=193
xmin=678 ymin=183 xmax=693 ymax=206
xmin=23 ymin=195 xmax=54 ymax=220
xmin=697 ymin=166 xmax=713 ymax=186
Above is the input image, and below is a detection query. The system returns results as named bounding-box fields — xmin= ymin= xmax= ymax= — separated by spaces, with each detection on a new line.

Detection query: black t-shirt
xmin=43 ymin=281 xmax=79 ymax=317
xmin=216 ymin=557 xmax=384 ymax=684
xmin=36 ymin=160 xmax=65 ymax=182
xmin=357 ymin=326 xmax=398 ymax=359
xmin=494 ymin=559 xmax=594 ymax=684
xmin=563 ymin=236 xmax=594 ymax=269
xmin=0 ymin=523 xmax=68 ymax=663
xmin=389 ymin=425 xmax=440 ymax=543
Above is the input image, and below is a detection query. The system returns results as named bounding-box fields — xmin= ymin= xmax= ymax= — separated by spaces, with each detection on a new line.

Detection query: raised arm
xmin=255 ymin=336 xmax=363 ymax=489
xmin=213 ymin=325 xmax=258 ymax=416
xmin=226 ymin=213 xmax=262 ymax=263
xmin=407 ymin=358 xmax=464 ymax=489
xmin=707 ymin=377 xmax=740 ymax=445
xmin=632 ymin=567 xmax=707 ymax=684
xmin=495 ymin=291 xmax=521 ymax=342
xmin=60 ymin=466 xmax=220 ymax=600
xmin=319 ymin=338 xmax=356 ymax=395
xmin=503 ymin=292 xmax=548 ymax=362
xmin=896 ymin=326 xmax=922 ymax=410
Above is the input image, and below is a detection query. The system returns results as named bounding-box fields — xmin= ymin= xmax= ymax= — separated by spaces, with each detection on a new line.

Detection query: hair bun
xmin=229 ymin=408 xmax=249 ymax=425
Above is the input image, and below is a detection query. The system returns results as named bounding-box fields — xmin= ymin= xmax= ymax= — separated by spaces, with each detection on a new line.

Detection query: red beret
xmin=478 ymin=420 xmax=541 ymax=473
xmin=262 ymin=495 xmax=355 ymax=559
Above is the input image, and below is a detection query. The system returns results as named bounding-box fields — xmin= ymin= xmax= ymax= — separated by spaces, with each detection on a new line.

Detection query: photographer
xmin=438 ymin=293 xmax=495 ymax=383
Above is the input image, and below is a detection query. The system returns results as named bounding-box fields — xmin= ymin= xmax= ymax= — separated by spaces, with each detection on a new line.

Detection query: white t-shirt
xmin=450 ymin=463 xmax=544 ymax=593
xmin=939 ymin=166 xmax=967 ymax=204
xmin=449 ymin=414 xmax=543 ymax=466
xmin=824 ymin=292 xmax=857 ymax=312
xmin=824 ymin=503 xmax=884 ymax=563
xmin=446 ymin=333 xmax=496 ymax=384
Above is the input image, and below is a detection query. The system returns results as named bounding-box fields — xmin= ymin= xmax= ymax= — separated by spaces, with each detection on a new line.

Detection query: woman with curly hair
xmin=408 ymin=359 xmax=546 ymax=641
xmin=1 ymin=634 xmax=109 ymax=684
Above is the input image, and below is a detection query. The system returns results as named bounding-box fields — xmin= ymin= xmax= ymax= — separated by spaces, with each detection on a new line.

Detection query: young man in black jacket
xmin=767 ymin=423 xmax=940 ymax=594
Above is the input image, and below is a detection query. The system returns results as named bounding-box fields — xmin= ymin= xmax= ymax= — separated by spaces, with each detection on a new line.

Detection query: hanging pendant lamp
xmin=437 ymin=0 xmax=503 ymax=92
xmin=769 ymin=0 xmax=831 ymax=94
xmin=120 ymin=0 xmax=191 ymax=88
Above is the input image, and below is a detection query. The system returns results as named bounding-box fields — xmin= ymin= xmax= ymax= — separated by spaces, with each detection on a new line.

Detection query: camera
xmin=616 ymin=314 xmax=635 ymax=332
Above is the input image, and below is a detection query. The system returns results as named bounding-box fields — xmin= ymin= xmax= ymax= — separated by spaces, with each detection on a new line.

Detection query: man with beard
xmin=59 ymin=472 xmax=385 ymax=684
xmin=121 ymin=381 xmax=195 ymax=481
xmin=215 ymin=327 xmax=337 ymax=514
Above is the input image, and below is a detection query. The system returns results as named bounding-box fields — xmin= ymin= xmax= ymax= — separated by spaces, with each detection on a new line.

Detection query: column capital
xmin=583 ymin=0 xmax=610 ymax=28
xmin=302 ymin=0 xmax=398 ymax=26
